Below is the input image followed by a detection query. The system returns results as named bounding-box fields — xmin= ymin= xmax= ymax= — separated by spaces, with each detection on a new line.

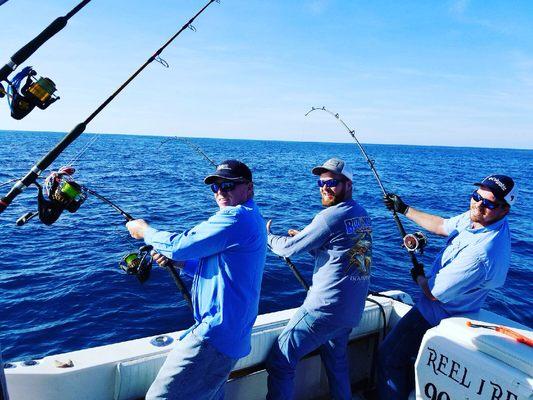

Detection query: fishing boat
xmin=4 ymin=290 xmax=532 ymax=399
xmin=1 ymin=2 xmax=531 ymax=399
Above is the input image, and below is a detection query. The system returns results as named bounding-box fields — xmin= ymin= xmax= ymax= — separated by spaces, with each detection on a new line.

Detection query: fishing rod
xmin=305 ymin=106 xmax=425 ymax=271
xmin=89 ymin=189 xmax=193 ymax=311
xmin=161 ymin=136 xmax=218 ymax=167
xmin=0 ymin=0 xmax=92 ymax=119
xmin=0 ymin=0 xmax=219 ymax=213
xmin=175 ymin=136 xmax=311 ymax=291
xmin=13 ymin=166 xmax=193 ymax=310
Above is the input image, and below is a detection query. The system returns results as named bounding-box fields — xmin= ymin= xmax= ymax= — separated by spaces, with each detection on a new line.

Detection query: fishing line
xmin=159 ymin=136 xmax=217 ymax=166
xmin=0 ymin=178 xmax=18 ymax=188
xmin=0 ymin=0 xmax=220 ymax=214
xmin=65 ymin=134 xmax=100 ymax=167
xmin=305 ymin=106 xmax=425 ymax=270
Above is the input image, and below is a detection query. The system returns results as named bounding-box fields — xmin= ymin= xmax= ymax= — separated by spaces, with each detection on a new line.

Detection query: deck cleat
xmin=150 ymin=335 xmax=174 ymax=347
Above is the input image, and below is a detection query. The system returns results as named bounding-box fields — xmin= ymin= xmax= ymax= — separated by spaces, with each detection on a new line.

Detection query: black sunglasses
xmin=471 ymin=191 xmax=504 ymax=210
xmin=210 ymin=181 xmax=247 ymax=193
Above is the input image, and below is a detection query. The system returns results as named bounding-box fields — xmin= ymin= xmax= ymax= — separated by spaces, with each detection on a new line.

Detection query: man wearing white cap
xmin=378 ymin=174 xmax=517 ymax=400
xmin=265 ymin=157 xmax=372 ymax=400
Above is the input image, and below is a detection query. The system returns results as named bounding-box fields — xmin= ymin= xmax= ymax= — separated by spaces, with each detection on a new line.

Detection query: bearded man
xmin=265 ymin=158 xmax=373 ymax=400
xmin=377 ymin=174 xmax=517 ymax=400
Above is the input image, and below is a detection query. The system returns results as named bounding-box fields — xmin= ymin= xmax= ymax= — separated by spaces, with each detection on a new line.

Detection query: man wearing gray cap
xmin=265 ymin=157 xmax=372 ymax=400
xmin=378 ymin=174 xmax=516 ymax=400
xmin=126 ymin=159 xmax=267 ymax=400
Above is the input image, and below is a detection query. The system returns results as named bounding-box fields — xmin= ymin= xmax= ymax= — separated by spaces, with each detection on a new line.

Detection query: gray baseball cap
xmin=312 ymin=158 xmax=353 ymax=181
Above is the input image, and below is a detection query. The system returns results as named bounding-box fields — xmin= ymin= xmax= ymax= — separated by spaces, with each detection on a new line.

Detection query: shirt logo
xmin=344 ymin=216 xmax=372 ymax=234
xmin=346 ymin=234 xmax=372 ymax=276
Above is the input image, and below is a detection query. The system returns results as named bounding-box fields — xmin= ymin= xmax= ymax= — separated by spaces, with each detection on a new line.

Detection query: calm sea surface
xmin=0 ymin=131 xmax=531 ymax=362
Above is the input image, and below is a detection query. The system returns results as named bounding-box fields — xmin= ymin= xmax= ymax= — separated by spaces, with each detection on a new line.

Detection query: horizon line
xmin=1 ymin=129 xmax=531 ymax=152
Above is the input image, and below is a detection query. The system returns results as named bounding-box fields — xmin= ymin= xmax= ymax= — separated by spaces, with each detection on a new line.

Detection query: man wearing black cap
xmin=378 ymin=174 xmax=517 ymax=400
xmin=265 ymin=158 xmax=372 ymax=400
xmin=126 ymin=160 xmax=266 ymax=400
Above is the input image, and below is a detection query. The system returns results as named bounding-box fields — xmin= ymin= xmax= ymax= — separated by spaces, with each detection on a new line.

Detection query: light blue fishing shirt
xmin=417 ymin=211 xmax=511 ymax=326
xmin=268 ymin=200 xmax=372 ymax=327
xmin=143 ymin=199 xmax=267 ymax=359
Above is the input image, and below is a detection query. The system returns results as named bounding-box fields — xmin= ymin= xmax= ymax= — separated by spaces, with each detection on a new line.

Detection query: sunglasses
xmin=317 ymin=179 xmax=344 ymax=188
xmin=471 ymin=191 xmax=503 ymax=210
xmin=210 ymin=181 xmax=246 ymax=193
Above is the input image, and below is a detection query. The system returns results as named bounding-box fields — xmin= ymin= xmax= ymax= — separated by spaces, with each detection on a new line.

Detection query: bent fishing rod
xmin=0 ymin=1 xmax=92 ymax=119
xmin=174 ymin=136 xmax=311 ymax=291
xmin=305 ymin=106 xmax=424 ymax=270
xmin=0 ymin=0 xmax=219 ymax=213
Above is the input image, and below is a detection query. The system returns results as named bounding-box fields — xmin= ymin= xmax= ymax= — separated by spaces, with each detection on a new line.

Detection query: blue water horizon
xmin=1 ymin=130 xmax=531 ymax=362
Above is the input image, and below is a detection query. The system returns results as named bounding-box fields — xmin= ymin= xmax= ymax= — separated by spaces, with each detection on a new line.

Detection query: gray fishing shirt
xmin=268 ymin=199 xmax=372 ymax=327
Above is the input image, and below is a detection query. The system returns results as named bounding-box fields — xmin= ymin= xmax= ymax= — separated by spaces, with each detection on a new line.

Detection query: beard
xmin=469 ymin=204 xmax=484 ymax=223
xmin=321 ymin=187 xmax=346 ymax=207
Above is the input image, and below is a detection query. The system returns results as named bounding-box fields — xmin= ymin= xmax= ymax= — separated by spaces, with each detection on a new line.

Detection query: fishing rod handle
xmin=165 ymin=262 xmax=193 ymax=312
xmin=282 ymin=257 xmax=310 ymax=291
xmin=145 ymin=245 xmax=193 ymax=311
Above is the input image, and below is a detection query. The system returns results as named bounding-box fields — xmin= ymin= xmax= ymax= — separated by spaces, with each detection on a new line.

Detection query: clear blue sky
xmin=1 ymin=0 xmax=532 ymax=148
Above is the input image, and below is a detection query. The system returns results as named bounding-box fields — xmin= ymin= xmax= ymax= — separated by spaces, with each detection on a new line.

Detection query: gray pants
xmin=146 ymin=330 xmax=237 ymax=400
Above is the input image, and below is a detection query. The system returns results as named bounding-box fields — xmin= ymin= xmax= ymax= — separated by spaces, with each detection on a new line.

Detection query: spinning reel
xmin=403 ymin=231 xmax=428 ymax=254
xmin=39 ymin=166 xmax=87 ymax=225
xmin=119 ymin=245 xmax=153 ymax=283
xmin=16 ymin=166 xmax=87 ymax=226
xmin=4 ymin=66 xmax=59 ymax=120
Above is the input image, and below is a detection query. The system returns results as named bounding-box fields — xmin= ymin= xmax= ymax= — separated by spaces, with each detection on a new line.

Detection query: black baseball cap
xmin=204 ymin=159 xmax=252 ymax=184
xmin=474 ymin=174 xmax=517 ymax=206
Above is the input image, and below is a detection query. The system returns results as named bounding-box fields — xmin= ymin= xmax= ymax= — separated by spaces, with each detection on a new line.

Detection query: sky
xmin=0 ymin=0 xmax=532 ymax=149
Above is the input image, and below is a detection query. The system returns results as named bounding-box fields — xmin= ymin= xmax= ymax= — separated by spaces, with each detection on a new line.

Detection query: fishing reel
xmin=38 ymin=166 xmax=87 ymax=225
xmin=403 ymin=231 xmax=428 ymax=254
xmin=6 ymin=66 xmax=59 ymax=120
xmin=16 ymin=166 xmax=87 ymax=226
xmin=119 ymin=245 xmax=153 ymax=283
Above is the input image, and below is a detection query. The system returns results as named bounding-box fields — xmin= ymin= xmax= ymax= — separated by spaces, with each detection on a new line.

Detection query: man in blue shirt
xmin=265 ymin=158 xmax=372 ymax=400
xmin=126 ymin=160 xmax=267 ymax=400
xmin=377 ymin=174 xmax=517 ymax=400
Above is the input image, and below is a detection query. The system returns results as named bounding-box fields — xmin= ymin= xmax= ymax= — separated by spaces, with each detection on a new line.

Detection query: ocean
xmin=0 ymin=130 xmax=531 ymax=362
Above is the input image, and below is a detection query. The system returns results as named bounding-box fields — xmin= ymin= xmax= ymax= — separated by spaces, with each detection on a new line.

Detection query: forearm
xmin=405 ymin=207 xmax=447 ymax=236
xmin=268 ymin=215 xmax=330 ymax=258
xmin=416 ymin=276 xmax=436 ymax=301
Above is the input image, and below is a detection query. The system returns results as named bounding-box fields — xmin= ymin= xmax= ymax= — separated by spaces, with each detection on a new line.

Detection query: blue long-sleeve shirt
xmin=268 ymin=200 xmax=372 ymax=327
xmin=416 ymin=211 xmax=511 ymax=326
xmin=143 ymin=199 xmax=267 ymax=359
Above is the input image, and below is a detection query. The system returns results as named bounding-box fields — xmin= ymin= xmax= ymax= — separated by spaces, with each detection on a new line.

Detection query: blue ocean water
xmin=0 ymin=131 xmax=531 ymax=362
